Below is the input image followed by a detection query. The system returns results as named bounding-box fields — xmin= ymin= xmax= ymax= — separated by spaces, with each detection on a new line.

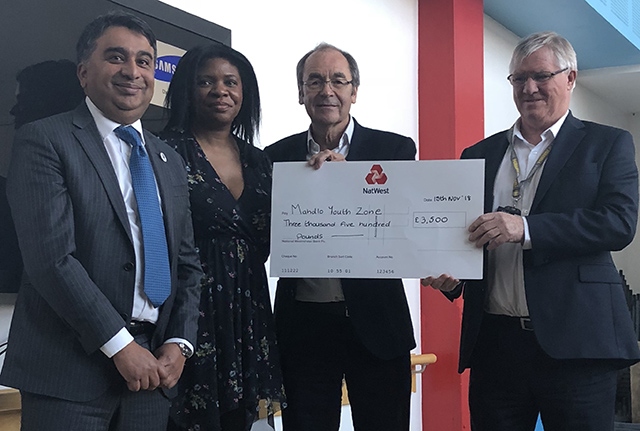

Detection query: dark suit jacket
xmin=264 ymin=119 xmax=416 ymax=360
xmin=453 ymin=112 xmax=640 ymax=372
xmin=0 ymin=102 xmax=203 ymax=401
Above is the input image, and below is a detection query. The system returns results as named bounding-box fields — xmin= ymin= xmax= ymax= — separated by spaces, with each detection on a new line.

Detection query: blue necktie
xmin=115 ymin=125 xmax=171 ymax=307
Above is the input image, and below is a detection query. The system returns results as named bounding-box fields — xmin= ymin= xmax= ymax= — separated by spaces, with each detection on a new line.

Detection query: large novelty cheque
xmin=270 ymin=160 xmax=484 ymax=279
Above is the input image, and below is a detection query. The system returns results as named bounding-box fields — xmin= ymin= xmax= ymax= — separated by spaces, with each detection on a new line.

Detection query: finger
xmin=486 ymin=236 xmax=506 ymax=250
xmin=468 ymin=222 xmax=491 ymax=241
xmin=442 ymin=278 xmax=460 ymax=292
xmin=475 ymin=224 xmax=504 ymax=247
xmin=147 ymin=371 xmax=161 ymax=391
xmin=433 ymin=275 xmax=452 ymax=291
xmin=473 ymin=232 xmax=492 ymax=248
xmin=127 ymin=379 xmax=141 ymax=392
xmin=468 ymin=215 xmax=488 ymax=232
xmin=309 ymin=155 xmax=326 ymax=170
xmin=162 ymin=373 xmax=179 ymax=390
xmin=139 ymin=374 xmax=151 ymax=391
xmin=420 ymin=277 xmax=434 ymax=287
xmin=306 ymin=153 xmax=323 ymax=168
xmin=436 ymin=274 xmax=454 ymax=283
xmin=160 ymin=365 xmax=170 ymax=378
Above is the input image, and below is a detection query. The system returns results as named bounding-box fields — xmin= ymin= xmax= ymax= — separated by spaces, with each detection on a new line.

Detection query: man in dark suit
xmin=0 ymin=11 xmax=202 ymax=431
xmin=264 ymin=43 xmax=416 ymax=431
xmin=425 ymin=31 xmax=640 ymax=431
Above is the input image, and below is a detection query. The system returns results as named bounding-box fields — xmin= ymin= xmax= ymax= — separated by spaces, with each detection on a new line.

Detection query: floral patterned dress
xmin=160 ymin=130 xmax=285 ymax=431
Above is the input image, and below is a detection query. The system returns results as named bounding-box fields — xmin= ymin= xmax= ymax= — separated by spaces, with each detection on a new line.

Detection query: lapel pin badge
xmin=160 ymin=152 xmax=168 ymax=163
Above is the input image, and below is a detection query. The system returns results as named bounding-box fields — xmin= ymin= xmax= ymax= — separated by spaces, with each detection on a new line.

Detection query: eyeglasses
xmin=303 ymin=78 xmax=353 ymax=91
xmin=507 ymin=67 xmax=568 ymax=86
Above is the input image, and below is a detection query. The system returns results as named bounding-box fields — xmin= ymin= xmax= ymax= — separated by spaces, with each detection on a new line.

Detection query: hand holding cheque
xmin=270 ymin=159 xmax=485 ymax=279
xmin=423 ymin=195 xmax=526 ymax=290
xmin=307 ymin=149 xmax=346 ymax=169
xmin=467 ymin=211 xmax=525 ymax=250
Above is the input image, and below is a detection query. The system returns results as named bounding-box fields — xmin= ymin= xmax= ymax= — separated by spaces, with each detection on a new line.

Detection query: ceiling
xmin=484 ymin=0 xmax=640 ymax=114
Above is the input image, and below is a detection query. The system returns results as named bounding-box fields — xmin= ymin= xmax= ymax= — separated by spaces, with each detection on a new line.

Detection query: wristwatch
xmin=176 ymin=342 xmax=193 ymax=359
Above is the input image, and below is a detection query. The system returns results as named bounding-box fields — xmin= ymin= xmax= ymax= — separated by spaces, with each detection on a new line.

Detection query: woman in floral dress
xmin=161 ymin=43 xmax=284 ymax=431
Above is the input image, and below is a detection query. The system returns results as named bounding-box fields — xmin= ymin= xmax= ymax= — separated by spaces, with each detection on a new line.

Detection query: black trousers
xmin=469 ymin=313 xmax=619 ymax=431
xmin=21 ymin=333 xmax=170 ymax=431
xmin=278 ymin=301 xmax=411 ymax=431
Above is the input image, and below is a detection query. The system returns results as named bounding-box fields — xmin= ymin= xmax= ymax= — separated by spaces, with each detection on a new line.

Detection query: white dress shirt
xmin=485 ymin=111 xmax=568 ymax=316
xmin=85 ymin=98 xmax=190 ymax=357
xmin=295 ymin=116 xmax=355 ymax=303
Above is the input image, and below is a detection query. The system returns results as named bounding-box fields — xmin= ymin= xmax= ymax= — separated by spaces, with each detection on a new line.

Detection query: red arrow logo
xmin=365 ymin=164 xmax=387 ymax=184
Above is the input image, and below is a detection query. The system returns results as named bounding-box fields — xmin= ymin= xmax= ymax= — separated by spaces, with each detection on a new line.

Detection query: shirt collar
xmin=306 ymin=116 xmax=355 ymax=159
xmin=512 ymin=110 xmax=569 ymax=145
xmin=85 ymin=96 xmax=145 ymax=143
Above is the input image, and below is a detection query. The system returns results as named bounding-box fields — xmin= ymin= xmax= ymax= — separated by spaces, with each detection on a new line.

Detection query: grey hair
xmin=509 ymin=31 xmax=578 ymax=74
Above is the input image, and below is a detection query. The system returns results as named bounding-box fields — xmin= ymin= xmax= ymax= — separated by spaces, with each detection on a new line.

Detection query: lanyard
xmin=509 ymin=143 xmax=552 ymax=204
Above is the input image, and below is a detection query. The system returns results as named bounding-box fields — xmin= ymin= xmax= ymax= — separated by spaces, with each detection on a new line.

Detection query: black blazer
xmin=1 ymin=103 xmax=203 ymax=401
xmin=453 ymin=112 xmax=640 ymax=372
xmin=264 ymin=119 xmax=417 ymax=360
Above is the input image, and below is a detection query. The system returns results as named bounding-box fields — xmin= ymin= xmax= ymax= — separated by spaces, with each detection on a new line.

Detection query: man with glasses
xmin=265 ymin=43 xmax=417 ymax=431
xmin=425 ymin=31 xmax=640 ymax=431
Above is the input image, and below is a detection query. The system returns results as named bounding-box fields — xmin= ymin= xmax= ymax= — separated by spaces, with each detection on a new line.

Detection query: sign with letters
xmin=270 ymin=160 xmax=485 ymax=279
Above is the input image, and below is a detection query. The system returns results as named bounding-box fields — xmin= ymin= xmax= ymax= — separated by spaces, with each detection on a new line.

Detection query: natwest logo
xmin=365 ymin=164 xmax=387 ymax=185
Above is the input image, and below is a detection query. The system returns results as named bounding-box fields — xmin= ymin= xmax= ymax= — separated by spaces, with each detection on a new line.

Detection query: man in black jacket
xmin=426 ymin=32 xmax=640 ymax=431
xmin=265 ymin=43 xmax=417 ymax=431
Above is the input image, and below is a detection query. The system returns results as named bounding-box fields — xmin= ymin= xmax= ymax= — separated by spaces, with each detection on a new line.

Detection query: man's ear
xmin=298 ymin=86 xmax=304 ymax=105
xmin=567 ymin=69 xmax=577 ymax=91
xmin=77 ymin=63 xmax=88 ymax=89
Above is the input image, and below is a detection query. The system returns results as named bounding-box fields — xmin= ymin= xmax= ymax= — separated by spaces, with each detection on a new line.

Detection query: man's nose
xmin=319 ymin=81 xmax=336 ymax=96
xmin=522 ymin=77 xmax=538 ymax=93
xmin=120 ymin=58 xmax=141 ymax=78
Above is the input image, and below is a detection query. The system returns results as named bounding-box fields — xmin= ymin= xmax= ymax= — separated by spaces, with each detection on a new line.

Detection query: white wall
xmin=483 ymin=16 xmax=520 ymax=138
xmin=160 ymin=0 xmax=419 ymax=150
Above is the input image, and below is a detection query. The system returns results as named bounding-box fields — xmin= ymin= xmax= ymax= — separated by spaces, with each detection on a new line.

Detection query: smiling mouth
xmin=209 ymin=103 xmax=233 ymax=111
xmin=115 ymin=83 xmax=144 ymax=94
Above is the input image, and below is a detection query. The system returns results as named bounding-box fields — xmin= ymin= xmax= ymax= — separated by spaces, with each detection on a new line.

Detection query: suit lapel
xmin=346 ymin=120 xmax=364 ymax=161
xmin=294 ymin=132 xmax=310 ymax=161
xmin=484 ymin=132 xmax=511 ymax=213
xmin=72 ymin=104 xmax=132 ymax=243
xmin=144 ymin=133 xmax=176 ymax=260
xmin=530 ymin=113 xmax=585 ymax=213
